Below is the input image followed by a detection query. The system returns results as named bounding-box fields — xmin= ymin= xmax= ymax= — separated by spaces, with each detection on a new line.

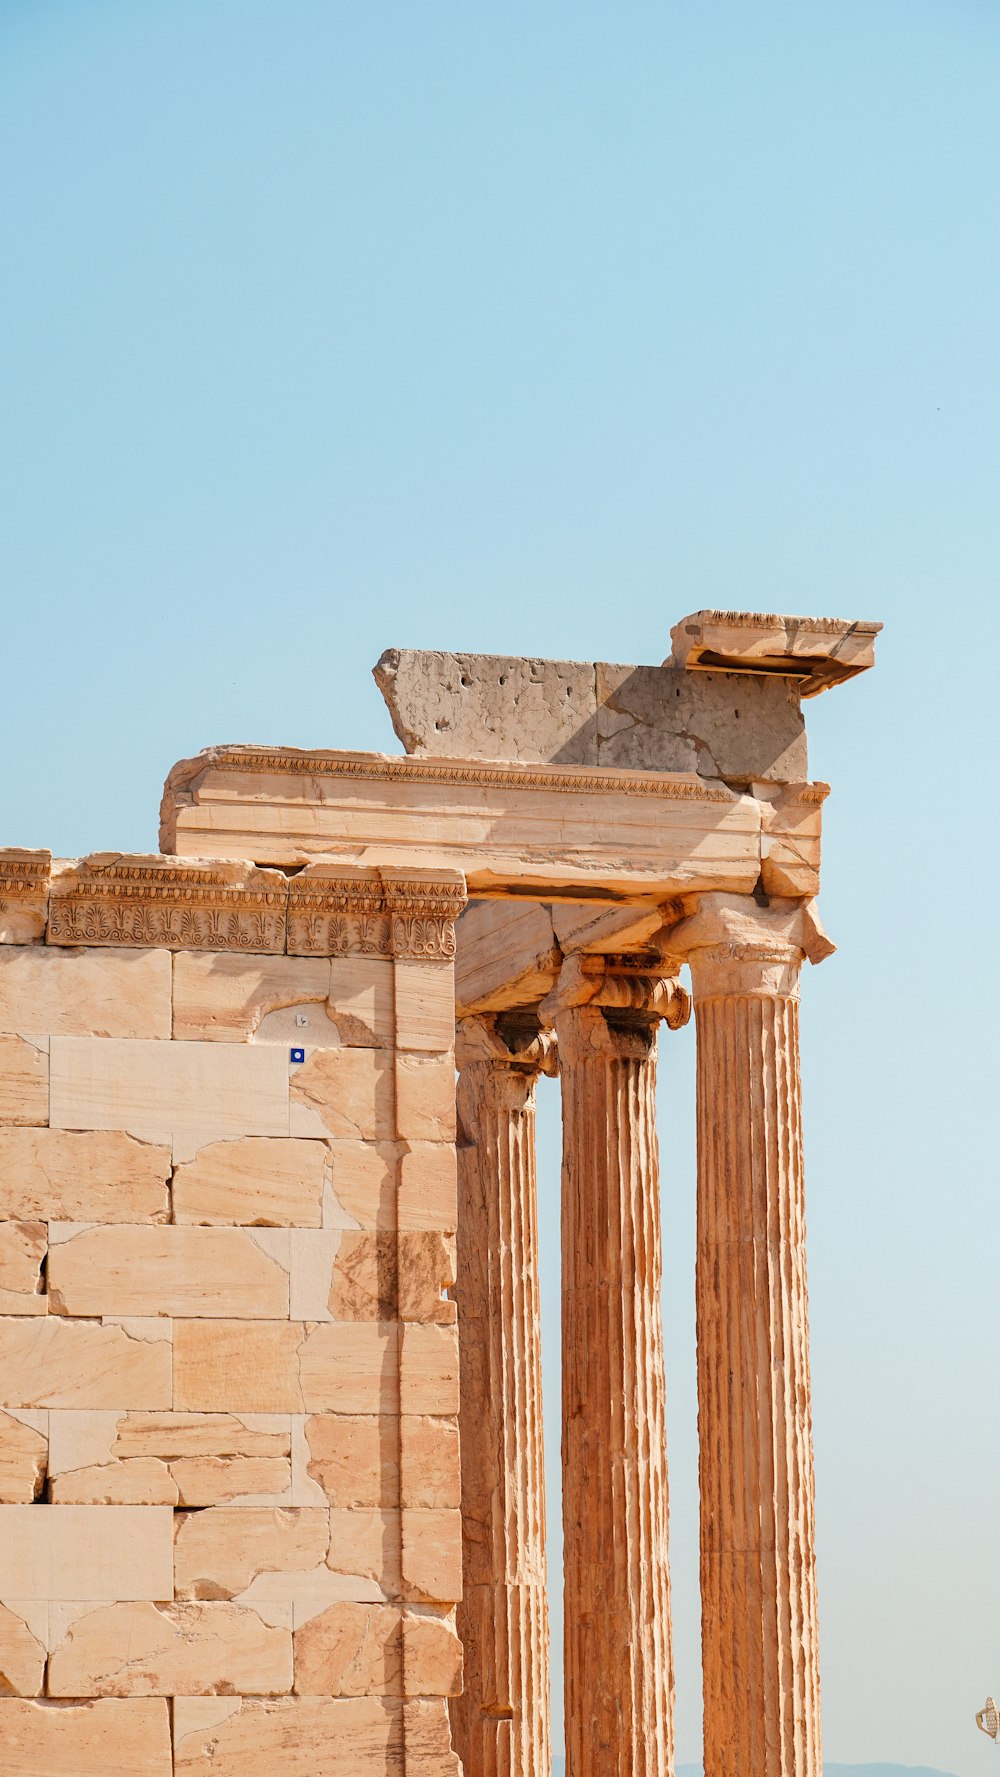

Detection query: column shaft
xmin=558 ymin=1006 xmax=674 ymax=1777
xmin=452 ymin=1021 xmax=550 ymax=1777
xmin=694 ymin=982 xmax=821 ymax=1777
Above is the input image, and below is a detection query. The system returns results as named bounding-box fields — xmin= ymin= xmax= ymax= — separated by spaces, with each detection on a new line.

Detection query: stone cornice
xmin=0 ymin=851 xmax=465 ymax=959
xmin=162 ymin=744 xmax=742 ymax=806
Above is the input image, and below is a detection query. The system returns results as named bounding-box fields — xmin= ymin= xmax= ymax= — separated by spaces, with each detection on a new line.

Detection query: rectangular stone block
xmin=329 ymin=1232 xmax=396 ymax=1321
xmin=171 ymin=1137 xmax=326 ymax=1226
xmin=298 ymin=1322 xmax=399 ymax=1414
xmin=0 ymin=946 xmax=171 ymax=1040
xmin=288 ymin=1048 xmax=393 ymax=1141
xmin=0 ymin=1504 xmax=173 ymax=1600
xmin=400 ymin=1509 xmax=462 ymax=1605
xmin=47 ymin=1225 xmax=290 ymax=1318
xmin=0 ymin=1697 xmax=172 ymax=1776
xmin=395 ymin=1053 xmax=456 ymax=1142
xmin=402 ymin=1611 xmax=463 ymax=1697
xmin=170 ymin=1455 xmax=292 ymax=1507
xmin=392 ymin=961 xmax=455 ymax=1054
xmin=0 ymin=1129 xmax=171 ymax=1222
xmin=174 ymin=1322 xmax=303 ymax=1412
xmin=113 ymin=1411 xmax=291 ymax=1460
xmin=399 ymin=1417 xmax=460 ymax=1509
xmin=47 ymin=1599 xmax=293 ymax=1696
xmin=49 ymin=1459 xmax=178 ymax=1505
xmin=0 ymin=1317 xmax=171 ymax=1409
xmin=0 ymin=1601 xmax=46 ymax=1693
xmin=0 ymin=1409 xmax=46 ymax=1501
xmin=326 ymin=957 xmax=394 ymax=1048
xmin=304 ymin=1415 xmax=399 ymax=1508
xmin=0 ymin=848 xmax=50 ymax=945
xmin=397 ymin=1233 xmax=456 ymax=1324
xmin=400 ymin=1324 xmax=459 ymax=1417
xmin=405 ymin=1696 xmax=462 ymax=1772
xmin=173 ymin=1695 xmax=402 ymax=1776
xmin=48 ymin=1036 xmax=290 ymax=1148
xmin=173 ymin=1507 xmax=330 ymax=1600
xmin=0 ymin=1036 xmax=47 ymax=1126
xmin=396 ymin=1144 xmax=457 ymax=1234
xmin=326 ymin=1140 xmax=396 ymax=1230
xmin=172 ymin=952 xmax=332 ymax=1042
xmin=293 ymin=1600 xmax=401 ymax=1696
xmin=0 ymin=1222 xmax=46 ymax=1315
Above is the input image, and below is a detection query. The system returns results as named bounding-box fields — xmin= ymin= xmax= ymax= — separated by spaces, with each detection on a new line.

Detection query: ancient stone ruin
xmin=0 ymin=609 xmax=879 ymax=1776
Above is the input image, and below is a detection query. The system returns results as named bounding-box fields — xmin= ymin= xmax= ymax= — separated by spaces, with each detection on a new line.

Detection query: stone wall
xmin=0 ymin=849 xmax=465 ymax=1776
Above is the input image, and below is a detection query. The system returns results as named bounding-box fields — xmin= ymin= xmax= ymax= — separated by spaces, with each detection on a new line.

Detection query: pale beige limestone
xmin=757 ymin=780 xmax=827 ymax=897
xmin=550 ymin=898 xmax=669 ymax=954
xmin=327 ymin=1508 xmax=401 ymax=1591
xmin=174 ymin=1321 xmax=304 ymax=1411
xmin=393 ymin=960 xmax=455 ymax=1053
xmin=401 ymin=1509 xmax=462 ymax=1606
xmin=49 ymin=1459 xmax=177 ymax=1505
xmin=396 ymin=1052 xmax=457 ymax=1142
xmin=288 ymin=1047 xmax=393 ymax=1140
xmin=0 ymin=1601 xmax=46 ymax=1694
xmin=161 ymin=746 xmax=763 ymax=902
xmin=0 ymin=1505 xmax=173 ymax=1600
xmin=305 ymin=1415 xmax=399 ymax=1508
xmin=172 ymin=1136 xmax=326 ymax=1225
xmin=289 ymin=1414 xmax=330 ymax=1506
xmin=0 ymin=849 xmax=51 ymax=945
xmin=326 ymin=1139 xmax=396 ymax=1229
xmin=400 ymin=1323 xmax=459 ymax=1417
xmin=298 ymin=1321 xmax=399 ymax=1414
xmin=0 ymin=946 xmax=171 ymax=1039
xmin=0 ymin=1410 xmax=46 ymax=1501
xmin=326 ymin=956 xmax=394 ymax=1047
xmin=0 ymin=1221 xmax=46 ymax=1314
xmin=172 ymin=1456 xmax=292 ymax=1506
xmin=0 ymin=1696 xmax=172 ymax=1776
xmin=397 ymin=1142 xmax=457 ymax=1234
xmin=173 ymin=1694 xmax=403 ymax=1776
xmin=668 ymin=607 xmax=881 ymax=696
xmin=399 ymin=1416 xmax=460 ymax=1510
xmin=47 ymin=1600 xmax=292 ymax=1697
xmin=294 ymin=1600 xmax=401 ymax=1696
xmin=0 ymin=1317 xmax=171 ymax=1409
xmin=373 ymin=648 xmax=809 ymax=782
xmin=557 ymin=1002 xmax=675 ymax=1777
xmin=0 ymin=1035 xmax=47 ymax=1125
xmin=0 ymin=1129 xmax=171 ymax=1222
xmin=406 ymin=1696 xmax=463 ymax=1772
xmin=113 ymin=1411 xmax=290 ymax=1459
xmin=171 ymin=951 xmax=330 ymax=1041
xmin=397 ymin=1232 xmax=457 ymax=1324
xmin=452 ymin=1015 xmax=550 ymax=1777
xmin=671 ymin=894 xmax=824 ymax=1777
xmin=47 ymin=1225 xmax=290 ymax=1318
xmin=174 ymin=1507 xmax=330 ymax=1600
xmin=288 ymin=1228 xmax=340 ymax=1318
xmin=48 ymin=1036 xmax=290 ymax=1148
xmin=403 ymin=1611 xmax=463 ymax=1697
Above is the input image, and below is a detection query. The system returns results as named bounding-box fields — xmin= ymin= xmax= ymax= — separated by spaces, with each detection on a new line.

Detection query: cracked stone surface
xmin=373 ymin=648 xmax=807 ymax=781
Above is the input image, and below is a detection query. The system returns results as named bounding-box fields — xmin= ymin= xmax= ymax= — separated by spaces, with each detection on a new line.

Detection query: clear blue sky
xmin=2 ymin=3 xmax=998 ymax=1770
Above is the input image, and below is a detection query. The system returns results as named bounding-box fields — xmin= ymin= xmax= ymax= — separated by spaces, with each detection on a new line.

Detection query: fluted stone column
xmin=669 ymin=894 xmax=834 ymax=1777
xmin=452 ymin=1014 xmax=554 ymax=1777
xmin=554 ymin=966 xmax=689 ymax=1777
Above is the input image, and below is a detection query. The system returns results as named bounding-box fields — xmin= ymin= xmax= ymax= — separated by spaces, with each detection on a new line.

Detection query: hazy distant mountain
xmin=551 ymin=1764 xmax=959 ymax=1777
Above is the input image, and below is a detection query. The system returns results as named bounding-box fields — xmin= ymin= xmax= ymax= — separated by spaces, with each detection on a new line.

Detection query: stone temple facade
xmin=0 ymin=610 xmax=878 ymax=1777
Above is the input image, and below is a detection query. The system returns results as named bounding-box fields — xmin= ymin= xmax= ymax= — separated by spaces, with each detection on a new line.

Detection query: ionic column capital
xmin=539 ymin=952 xmax=691 ymax=1032
xmin=665 ymin=892 xmax=835 ymax=1000
xmin=455 ymin=1010 xmax=558 ymax=1077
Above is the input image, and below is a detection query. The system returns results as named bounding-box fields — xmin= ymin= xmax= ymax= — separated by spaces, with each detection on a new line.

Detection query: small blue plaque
xmin=290 ymin=1047 xmax=306 ymax=1065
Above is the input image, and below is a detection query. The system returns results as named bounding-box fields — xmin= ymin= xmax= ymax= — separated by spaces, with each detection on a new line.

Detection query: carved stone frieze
xmin=0 ymin=849 xmax=52 ymax=944
xmin=48 ymin=856 xmax=289 ymax=953
xmin=287 ymin=866 xmax=466 ymax=961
